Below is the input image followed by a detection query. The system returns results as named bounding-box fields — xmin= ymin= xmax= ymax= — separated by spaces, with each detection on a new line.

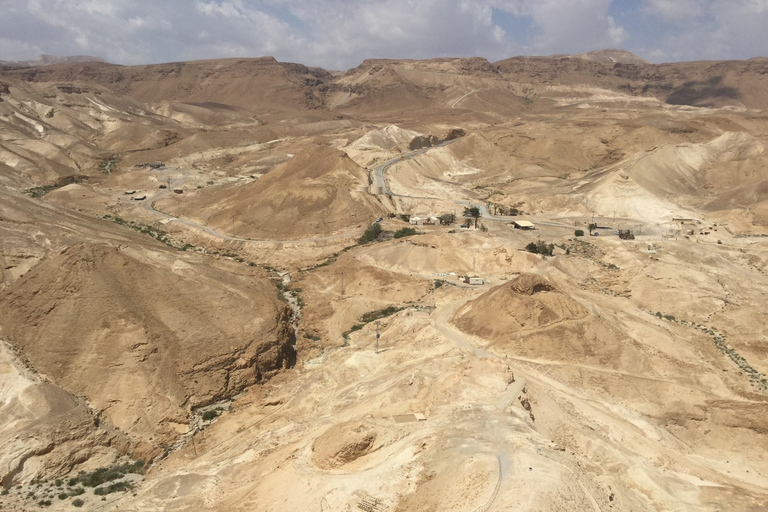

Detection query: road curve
xmin=374 ymin=138 xmax=460 ymax=195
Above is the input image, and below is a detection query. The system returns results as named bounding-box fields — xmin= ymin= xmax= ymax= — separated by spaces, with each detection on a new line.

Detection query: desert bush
xmin=525 ymin=240 xmax=554 ymax=256
xmin=94 ymin=481 xmax=132 ymax=495
xmin=574 ymin=229 xmax=584 ymax=236
xmin=358 ymin=223 xmax=382 ymax=244
xmin=393 ymin=227 xmax=417 ymax=238
xmin=202 ymin=408 xmax=223 ymax=421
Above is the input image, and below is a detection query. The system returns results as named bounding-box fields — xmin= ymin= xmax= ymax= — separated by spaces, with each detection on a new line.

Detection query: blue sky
xmin=1 ymin=0 xmax=766 ymax=69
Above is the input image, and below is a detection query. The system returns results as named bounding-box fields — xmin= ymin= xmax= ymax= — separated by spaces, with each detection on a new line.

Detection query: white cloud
xmin=0 ymin=0 xmax=765 ymax=68
xmin=641 ymin=0 xmax=768 ymax=61
xmin=644 ymin=0 xmax=703 ymax=21
xmin=512 ymin=0 xmax=628 ymax=54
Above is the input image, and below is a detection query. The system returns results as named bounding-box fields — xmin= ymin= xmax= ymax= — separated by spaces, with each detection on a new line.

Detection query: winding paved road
xmin=374 ymin=139 xmax=460 ymax=195
xmin=138 ymin=139 xmax=574 ymax=246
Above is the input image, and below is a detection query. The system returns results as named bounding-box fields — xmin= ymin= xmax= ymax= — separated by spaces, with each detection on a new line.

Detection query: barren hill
xmin=0 ymin=189 xmax=294 ymax=462
xmin=1 ymin=57 xmax=332 ymax=113
xmin=2 ymin=50 xmax=768 ymax=511
xmin=157 ymin=144 xmax=386 ymax=239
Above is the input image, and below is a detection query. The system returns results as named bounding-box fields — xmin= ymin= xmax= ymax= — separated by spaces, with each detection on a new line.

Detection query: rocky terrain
xmin=0 ymin=50 xmax=766 ymax=511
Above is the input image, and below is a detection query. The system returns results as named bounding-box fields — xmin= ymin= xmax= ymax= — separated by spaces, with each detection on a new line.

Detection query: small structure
xmin=159 ymin=184 xmax=167 ymax=189
xmin=512 ymin=220 xmax=535 ymax=230
xmin=410 ymin=216 xmax=438 ymax=226
xmin=124 ymin=190 xmax=136 ymax=195
xmin=392 ymin=413 xmax=427 ymax=423
xmin=462 ymin=276 xmax=484 ymax=285
xmin=173 ymin=189 xmax=184 ymax=194
xmin=132 ymin=195 xmax=146 ymax=201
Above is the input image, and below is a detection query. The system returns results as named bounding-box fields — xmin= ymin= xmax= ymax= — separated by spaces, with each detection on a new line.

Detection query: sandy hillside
xmin=0 ymin=342 xmax=129 ymax=486
xmin=0 ymin=242 xmax=293 ymax=451
xmin=0 ymin=189 xmax=294 ymax=461
xmin=157 ymin=144 xmax=387 ymax=239
xmin=2 ymin=52 xmax=768 ymax=511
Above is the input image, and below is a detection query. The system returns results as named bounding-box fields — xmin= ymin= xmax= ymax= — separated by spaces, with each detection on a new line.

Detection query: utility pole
xmin=375 ymin=321 xmax=380 ymax=354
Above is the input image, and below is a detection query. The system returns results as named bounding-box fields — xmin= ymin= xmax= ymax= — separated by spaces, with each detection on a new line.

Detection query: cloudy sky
xmin=1 ymin=0 xmax=767 ymax=69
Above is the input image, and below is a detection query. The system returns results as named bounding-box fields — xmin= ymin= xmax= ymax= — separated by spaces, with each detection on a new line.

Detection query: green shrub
xmin=58 ymin=492 xmax=68 ymax=500
xmin=393 ymin=227 xmax=417 ymax=238
xmin=24 ymin=175 xmax=89 ymax=198
xmin=202 ymin=409 xmax=221 ymax=421
xmin=73 ymin=498 xmax=85 ymax=507
xmin=358 ymin=223 xmax=382 ymax=244
xmin=94 ymin=481 xmax=133 ymax=495
xmin=574 ymin=229 xmax=584 ymax=237
xmin=360 ymin=306 xmax=402 ymax=323
xmin=399 ymin=214 xmax=410 ymax=222
xmin=525 ymin=240 xmax=554 ymax=256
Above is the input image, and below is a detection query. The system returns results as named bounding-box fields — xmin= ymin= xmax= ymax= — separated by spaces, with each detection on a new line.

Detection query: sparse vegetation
xmin=202 ymin=408 xmax=224 ymax=421
xmin=393 ymin=227 xmax=417 ymax=238
xmin=574 ymin=229 xmax=585 ymax=237
xmin=301 ymin=245 xmax=355 ymax=272
xmin=525 ymin=240 xmax=554 ymax=256
xmin=656 ymin=312 xmax=767 ymax=391
xmin=24 ymin=175 xmax=89 ymax=198
xmin=72 ymin=498 xmax=85 ymax=507
xmin=98 ymin=155 xmax=119 ymax=174
xmin=358 ymin=223 xmax=382 ymax=244
xmin=343 ymin=306 xmax=403 ymax=339
xmin=463 ymin=207 xmax=481 ymax=228
xmin=67 ymin=460 xmax=144 ymax=489
xmin=94 ymin=481 xmax=133 ymax=495
xmin=100 ymin=215 xmax=195 ymax=251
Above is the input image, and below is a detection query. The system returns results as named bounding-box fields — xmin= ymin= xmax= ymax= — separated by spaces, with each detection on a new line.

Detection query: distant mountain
xmin=0 ymin=54 xmax=105 ymax=68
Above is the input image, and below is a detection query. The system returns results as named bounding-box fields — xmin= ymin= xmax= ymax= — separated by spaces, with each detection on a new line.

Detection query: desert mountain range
xmin=0 ymin=49 xmax=767 ymax=511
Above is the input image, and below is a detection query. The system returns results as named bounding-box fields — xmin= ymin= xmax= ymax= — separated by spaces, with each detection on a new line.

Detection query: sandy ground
xmin=1 ymin=55 xmax=768 ymax=511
